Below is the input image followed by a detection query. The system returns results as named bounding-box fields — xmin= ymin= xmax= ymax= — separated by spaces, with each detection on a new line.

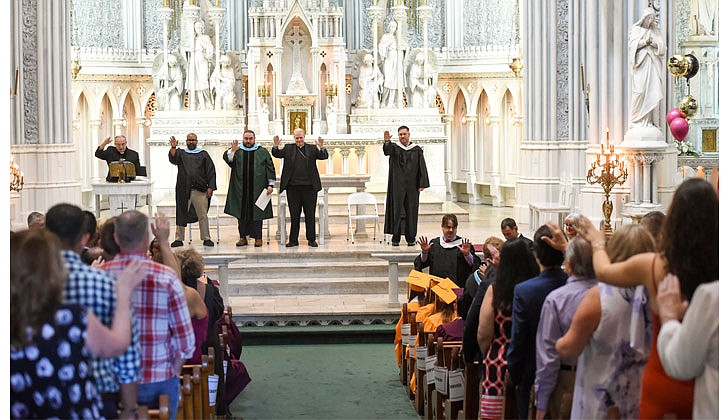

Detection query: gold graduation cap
xmin=431 ymin=284 xmax=457 ymax=305
xmin=108 ymin=159 xmax=136 ymax=183
xmin=428 ymin=275 xmax=459 ymax=291
xmin=406 ymin=270 xmax=430 ymax=292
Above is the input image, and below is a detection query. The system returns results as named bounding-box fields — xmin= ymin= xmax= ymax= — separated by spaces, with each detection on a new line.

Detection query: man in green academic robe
xmin=223 ymin=130 xmax=276 ymax=247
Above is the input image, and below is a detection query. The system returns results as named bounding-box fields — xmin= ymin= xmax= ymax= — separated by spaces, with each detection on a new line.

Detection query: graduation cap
xmin=431 ymin=284 xmax=457 ymax=305
xmin=428 ymin=275 xmax=459 ymax=291
xmin=406 ymin=270 xmax=430 ymax=292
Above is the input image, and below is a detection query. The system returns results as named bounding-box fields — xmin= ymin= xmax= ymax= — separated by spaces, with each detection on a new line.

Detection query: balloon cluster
xmin=666 ymin=53 xmax=699 ymax=142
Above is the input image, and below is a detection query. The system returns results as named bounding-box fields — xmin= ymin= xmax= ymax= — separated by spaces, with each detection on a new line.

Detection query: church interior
xmin=8 ymin=0 xmax=721 ymax=418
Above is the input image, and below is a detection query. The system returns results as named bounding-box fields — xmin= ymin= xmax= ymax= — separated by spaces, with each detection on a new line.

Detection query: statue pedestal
xmin=618 ymin=135 xmax=667 ymax=214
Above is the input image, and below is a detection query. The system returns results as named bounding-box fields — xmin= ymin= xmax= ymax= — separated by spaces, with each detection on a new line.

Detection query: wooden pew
xmin=207 ymin=347 xmax=217 ymax=416
xmin=406 ymin=313 xmax=418 ymax=401
xmin=179 ymin=365 xmax=208 ymax=419
xmin=398 ymin=303 xmax=408 ymax=385
xmin=178 ymin=374 xmax=193 ymax=419
xmin=443 ymin=344 xmax=465 ymax=419
xmin=457 ymin=359 xmax=482 ymax=420
xmin=216 ymin=331 xmax=229 ymax=416
xmin=425 ymin=334 xmax=436 ymax=420
xmin=414 ymin=322 xmax=427 ymax=415
xmin=433 ymin=339 xmax=462 ymax=420
xmin=138 ymin=394 xmax=170 ymax=420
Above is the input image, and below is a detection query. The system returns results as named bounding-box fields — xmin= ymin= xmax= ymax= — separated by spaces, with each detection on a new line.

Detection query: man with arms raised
xmin=95 ymin=135 xmax=142 ymax=182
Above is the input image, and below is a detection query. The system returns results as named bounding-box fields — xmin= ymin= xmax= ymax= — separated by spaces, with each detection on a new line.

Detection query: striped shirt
xmin=101 ymin=253 xmax=195 ymax=384
xmin=62 ymin=250 xmax=141 ymax=393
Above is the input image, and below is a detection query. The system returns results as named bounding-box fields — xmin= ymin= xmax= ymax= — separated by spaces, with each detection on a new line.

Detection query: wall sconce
xmin=325 ymin=83 xmax=338 ymax=102
xmin=509 ymin=57 xmax=523 ymax=77
xmin=10 ymin=155 xmax=24 ymax=192
xmin=257 ymin=83 xmax=270 ymax=99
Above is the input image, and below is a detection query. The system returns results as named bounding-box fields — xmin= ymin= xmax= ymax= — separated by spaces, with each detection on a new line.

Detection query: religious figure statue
xmin=355 ymin=52 xmax=383 ymax=109
xmin=628 ymin=7 xmax=665 ymax=129
xmin=187 ymin=20 xmax=215 ymax=111
xmin=210 ymin=54 xmax=237 ymax=110
xmin=379 ymin=21 xmax=404 ymax=108
xmin=691 ymin=0 xmax=717 ymax=36
xmin=293 ymin=115 xmax=303 ymax=131
xmin=153 ymin=53 xmax=185 ymax=111
xmin=326 ymin=102 xmax=337 ymax=134
xmin=258 ymin=102 xmax=269 ymax=136
xmin=407 ymin=52 xmax=434 ymax=108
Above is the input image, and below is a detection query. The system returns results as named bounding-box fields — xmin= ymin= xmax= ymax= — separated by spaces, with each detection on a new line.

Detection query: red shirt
xmin=102 ymin=253 xmax=195 ymax=384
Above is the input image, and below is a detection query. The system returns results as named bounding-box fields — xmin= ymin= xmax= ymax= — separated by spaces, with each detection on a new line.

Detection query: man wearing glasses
xmin=95 ymin=135 xmax=143 ymax=182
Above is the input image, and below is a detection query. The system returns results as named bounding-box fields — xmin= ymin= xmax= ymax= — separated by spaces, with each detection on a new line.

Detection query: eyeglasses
xmin=564 ymin=223 xmax=575 ymax=228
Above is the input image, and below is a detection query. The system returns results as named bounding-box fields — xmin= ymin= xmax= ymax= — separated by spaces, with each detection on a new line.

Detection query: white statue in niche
xmin=258 ymin=102 xmax=270 ymax=136
xmin=325 ymin=102 xmax=337 ymax=134
xmin=152 ymin=53 xmax=186 ymax=111
xmin=187 ymin=20 xmax=215 ymax=110
xmin=628 ymin=7 xmax=665 ymax=130
xmin=355 ymin=52 xmax=383 ymax=109
xmin=406 ymin=50 xmax=437 ymax=108
xmin=378 ymin=21 xmax=404 ymax=108
xmin=691 ymin=0 xmax=717 ymax=36
xmin=210 ymin=54 xmax=238 ymax=110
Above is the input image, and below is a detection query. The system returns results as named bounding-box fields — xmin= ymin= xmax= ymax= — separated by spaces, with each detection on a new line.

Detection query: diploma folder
xmin=255 ymin=188 xmax=272 ymax=210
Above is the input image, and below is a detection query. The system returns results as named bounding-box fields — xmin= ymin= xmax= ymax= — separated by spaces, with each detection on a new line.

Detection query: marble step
xmin=228 ymin=276 xmax=410 ymax=296
xmin=225 ymin=260 xmax=412 ymax=280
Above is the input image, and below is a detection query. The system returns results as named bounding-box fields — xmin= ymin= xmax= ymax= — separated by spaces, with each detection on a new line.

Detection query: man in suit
xmin=95 ymin=135 xmax=142 ymax=182
xmin=507 ymin=224 xmax=567 ymax=419
xmin=501 ymin=217 xmax=533 ymax=250
xmin=272 ymin=128 xmax=328 ymax=247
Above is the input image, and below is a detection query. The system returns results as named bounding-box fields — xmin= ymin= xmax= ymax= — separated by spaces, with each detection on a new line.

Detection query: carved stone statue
xmin=258 ymin=102 xmax=270 ymax=136
xmin=407 ymin=52 xmax=435 ymax=108
xmin=153 ymin=53 xmax=185 ymax=111
xmin=210 ymin=54 xmax=237 ymax=110
xmin=187 ymin=20 xmax=214 ymax=111
xmin=356 ymin=52 xmax=383 ymax=109
xmin=691 ymin=0 xmax=717 ymax=36
xmin=378 ymin=21 xmax=404 ymax=108
xmin=326 ymin=102 xmax=337 ymax=134
xmin=628 ymin=7 xmax=665 ymax=129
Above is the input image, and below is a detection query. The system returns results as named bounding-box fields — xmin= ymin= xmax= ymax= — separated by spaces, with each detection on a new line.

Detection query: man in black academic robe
xmin=94 ymin=135 xmax=142 ymax=182
xmin=271 ymin=128 xmax=328 ymax=247
xmin=383 ymin=125 xmax=429 ymax=246
xmin=414 ymin=214 xmax=481 ymax=288
xmin=222 ymin=130 xmax=276 ymax=247
xmin=168 ymin=133 xmax=217 ymax=247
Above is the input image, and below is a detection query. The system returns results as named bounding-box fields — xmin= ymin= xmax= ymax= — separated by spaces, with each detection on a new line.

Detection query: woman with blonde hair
xmin=11 ymin=229 xmax=144 ymax=419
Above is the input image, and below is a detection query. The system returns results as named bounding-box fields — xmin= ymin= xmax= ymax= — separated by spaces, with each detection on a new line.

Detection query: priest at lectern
xmin=95 ymin=135 xmax=143 ymax=182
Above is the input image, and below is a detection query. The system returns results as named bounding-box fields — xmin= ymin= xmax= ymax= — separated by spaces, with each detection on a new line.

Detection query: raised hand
xmin=169 ymin=136 xmax=178 ymax=148
xmin=541 ymin=220 xmax=568 ymax=252
xmin=417 ymin=236 xmax=431 ymax=253
xmin=486 ymin=244 xmax=501 ymax=267
xmin=91 ymin=255 xmax=105 ymax=269
xmin=102 ymin=137 xmax=112 ymax=146
xmin=574 ymin=217 xmax=604 ymax=246
xmin=231 ymin=140 xmax=240 ymax=152
xmin=458 ymin=238 xmax=472 ymax=256
xmin=657 ymin=274 xmax=689 ymax=322
xmin=384 ymin=130 xmax=392 ymax=141
xmin=273 ymin=135 xmax=281 ymax=147
xmin=317 ymin=136 xmax=324 ymax=148
xmin=151 ymin=212 xmax=170 ymax=242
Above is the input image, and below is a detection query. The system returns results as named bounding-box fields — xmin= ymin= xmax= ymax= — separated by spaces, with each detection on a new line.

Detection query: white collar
xmin=439 ymin=236 xmax=462 ymax=249
xmin=395 ymin=141 xmax=418 ymax=151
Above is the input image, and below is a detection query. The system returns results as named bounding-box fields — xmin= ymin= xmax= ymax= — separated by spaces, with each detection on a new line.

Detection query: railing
xmin=677 ymin=154 xmax=719 ymax=181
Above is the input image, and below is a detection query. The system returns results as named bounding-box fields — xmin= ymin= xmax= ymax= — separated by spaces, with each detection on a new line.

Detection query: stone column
xmin=442 ymin=115 xmax=455 ymax=201
xmin=464 ymin=115 xmax=479 ymax=203
xmin=310 ymin=45 xmax=322 ymax=134
xmin=340 ymin=149 xmax=351 ymax=175
xmin=367 ymin=5 xmax=385 ymax=69
xmin=10 ymin=0 xmax=81 ymax=224
xmin=355 ymin=148 xmax=367 ymax=175
xmin=208 ymin=7 xmax=227 ymax=69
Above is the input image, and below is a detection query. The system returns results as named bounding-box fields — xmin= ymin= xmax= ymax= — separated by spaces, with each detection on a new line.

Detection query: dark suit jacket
xmin=507 ymin=267 xmax=568 ymax=389
xmin=271 ymin=143 xmax=328 ymax=192
xmin=94 ymin=147 xmax=142 ymax=182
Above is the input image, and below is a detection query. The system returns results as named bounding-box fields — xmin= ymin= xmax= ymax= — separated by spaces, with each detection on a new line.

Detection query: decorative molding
xmin=675 ymin=0 xmax=691 ymax=47
xmin=555 ymin=0 xmax=569 ymax=140
xmin=22 ymin=0 xmax=39 ymax=144
xmin=143 ymin=0 xmax=164 ymax=51
xmin=464 ymin=0 xmax=485 ymax=46
xmin=72 ymin=0 xmax=123 ymax=48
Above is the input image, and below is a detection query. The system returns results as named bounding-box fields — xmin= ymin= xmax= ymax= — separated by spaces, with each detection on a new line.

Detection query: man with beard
xmin=169 ymin=133 xmax=217 ymax=247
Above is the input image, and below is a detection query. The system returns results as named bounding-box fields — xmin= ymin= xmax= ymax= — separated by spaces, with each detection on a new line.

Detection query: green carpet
xmin=229 ymin=343 xmax=419 ymax=419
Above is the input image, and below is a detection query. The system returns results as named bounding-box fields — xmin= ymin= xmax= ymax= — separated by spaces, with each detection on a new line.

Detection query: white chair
xmin=346 ymin=192 xmax=380 ymax=244
xmin=528 ymin=180 xmax=577 ymax=230
xmin=188 ymin=194 xmax=221 ymax=244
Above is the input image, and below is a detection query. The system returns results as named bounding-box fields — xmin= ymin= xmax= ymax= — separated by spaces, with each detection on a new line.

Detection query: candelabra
xmin=586 ymin=130 xmax=628 ymax=237
xmin=10 ymin=155 xmax=24 ymax=192
xmin=257 ymin=83 xmax=270 ymax=99
xmin=325 ymin=83 xmax=338 ymax=102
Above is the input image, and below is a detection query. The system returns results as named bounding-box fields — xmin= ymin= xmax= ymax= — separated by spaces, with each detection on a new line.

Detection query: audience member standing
xmin=11 ymin=229 xmax=143 ymax=419
xmin=45 ymin=204 xmax=142 ymax=419
xmin=272 ymin=128 xmax=328 ymax=247
xmin=169 ymin=133 xmax=217 ymax=248
xmin=223 ymin=130 xmax=276 ymax=247
xmin=577 ymin=178 xmax=718 ymax=419
xmin=383 ymin=126 xmax=430 ymax=246
xmin=415 ymin=214 xmax=481 ymax=288
xmin=556 ymin=224 xmax=656 ymax=419
xmin=500 ymin=217 xmax=533 ymax=249
xmin=101 ymin=210 xmax=195 ymax=419
xmin=657 ymin=276 xmax=718 ymax=419
xmin=27 ymin=211 xmax=45 ymax=230
xmin=534 ymin=237 xmax=597 ymax=419
xmin=508 ymin=224 xmax=568 ymax=419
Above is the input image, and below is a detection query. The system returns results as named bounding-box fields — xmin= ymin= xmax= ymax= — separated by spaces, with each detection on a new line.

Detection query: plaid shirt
xmin=101 ymin=252 xmax=195 ymax=384
xmin=62 ymin=250 xmax=141 ymax=393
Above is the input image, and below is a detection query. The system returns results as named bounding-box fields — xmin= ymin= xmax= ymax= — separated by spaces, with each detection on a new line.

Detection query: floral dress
xmin=480 ymin=308 xmax=512 ymax=419
xmin=571 ymin=284 xmax=652 ymax=419
xmin=11 ymin=304 xmax=104 ymax=419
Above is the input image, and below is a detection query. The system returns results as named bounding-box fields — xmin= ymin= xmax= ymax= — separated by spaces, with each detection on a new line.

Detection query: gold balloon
xmin=679 ymin=95 xmax=698 ymax=120
xmin=668 ymin=54 xmax=689 ymax=78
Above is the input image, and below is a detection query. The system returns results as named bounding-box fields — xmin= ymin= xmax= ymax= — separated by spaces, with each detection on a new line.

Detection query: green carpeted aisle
xmin=229 ymin=343 xmax=419 ymax=419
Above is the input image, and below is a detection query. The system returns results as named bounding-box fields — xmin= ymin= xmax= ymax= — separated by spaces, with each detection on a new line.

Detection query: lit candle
xmin=163 ymin=0 xmax=169 ymax=7
xmin=215 ymin=0 xmax=220 ymax=6
xmin=601 ymin=144 xmax=604 ymax=155
xmin=610 ymin=144 xmax=614 ymax=154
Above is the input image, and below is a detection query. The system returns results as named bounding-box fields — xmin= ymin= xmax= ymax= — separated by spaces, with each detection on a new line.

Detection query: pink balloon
xmin=666 ymin=108 xmax=683 ymax=125
xmin=669 ymin=117 xmax=689 ymax=142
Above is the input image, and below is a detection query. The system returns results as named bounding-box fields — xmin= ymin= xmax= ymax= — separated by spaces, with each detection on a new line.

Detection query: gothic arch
xmin=475 ymin=90 xmax=493 ymax=180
